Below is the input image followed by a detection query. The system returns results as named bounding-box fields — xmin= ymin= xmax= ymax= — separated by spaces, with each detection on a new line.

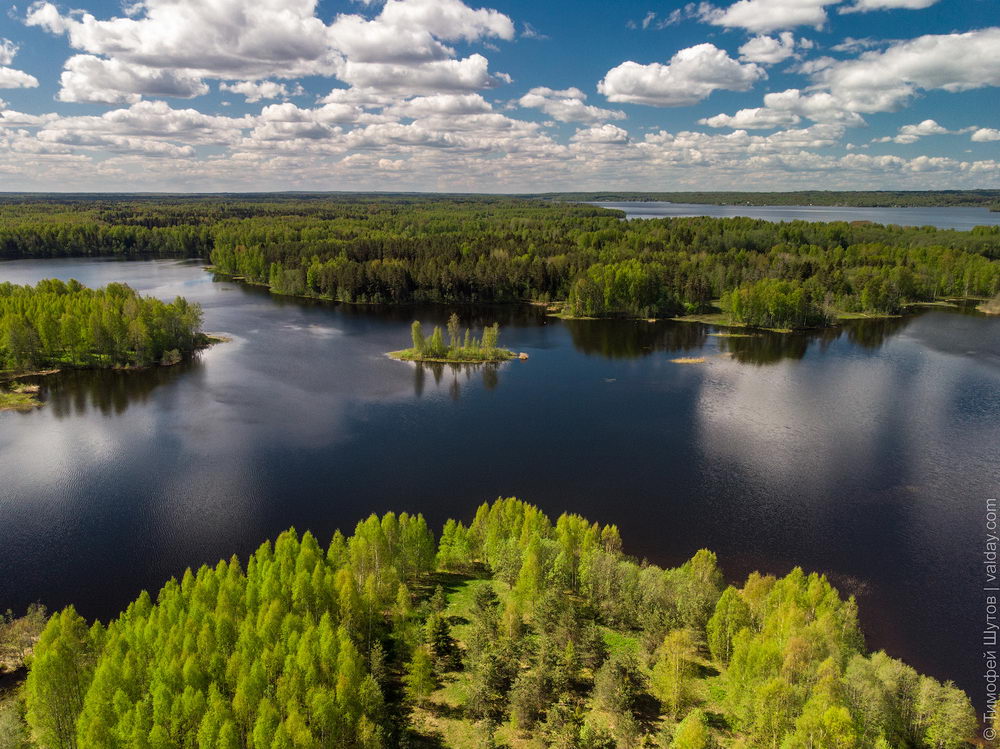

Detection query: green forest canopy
xmin=15 ymin=498 xmax=977 ymax=749
xmin=0 ymin=279 xmax=204 ymax=372
xmin=0 ymin=197 xmax=998 ymax=328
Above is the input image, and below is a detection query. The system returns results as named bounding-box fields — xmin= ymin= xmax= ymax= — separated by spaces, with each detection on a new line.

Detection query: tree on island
xmin=400 ymin=314 xmax=511 ymax=362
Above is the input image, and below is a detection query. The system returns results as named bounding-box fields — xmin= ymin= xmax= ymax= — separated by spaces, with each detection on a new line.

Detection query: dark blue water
xmin=594 ymin=201 xmax=1000 ymax=230
xmin=1 ymin=258 xmax=998 ymax=714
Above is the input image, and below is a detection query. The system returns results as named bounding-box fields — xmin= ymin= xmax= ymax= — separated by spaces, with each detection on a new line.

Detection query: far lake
xmin=593 ymin=200 xmax=1000 ymax=230
xmin=1 ymin=255 xmax=998 ymax=712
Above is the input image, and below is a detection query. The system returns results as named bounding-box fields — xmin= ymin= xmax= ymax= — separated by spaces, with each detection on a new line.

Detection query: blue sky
xmin=0 ymin=0 xmax=997 ymax=191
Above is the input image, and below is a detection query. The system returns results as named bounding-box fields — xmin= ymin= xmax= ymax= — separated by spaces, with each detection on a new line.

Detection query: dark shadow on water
xmin=563 ymin=318 xmax=709 ymax=358
xmin=562 ymin=313 xmax=921 ymax=365
xmin=31 ymin=357 xmax=205 ymax=418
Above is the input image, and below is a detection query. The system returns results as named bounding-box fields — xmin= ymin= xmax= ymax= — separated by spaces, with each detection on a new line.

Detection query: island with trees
xmin=0 ymin=498 xmax=978 ymax=749
xmin=0 ymin=278 xmax=215 ymax=411
xmin=389 ymin=314 xmax=516 ymax=364
xmin=1 ymin=196 xmax=998 ymax=332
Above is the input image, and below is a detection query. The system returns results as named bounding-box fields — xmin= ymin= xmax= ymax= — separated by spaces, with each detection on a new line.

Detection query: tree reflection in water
xmin=36 ymin=358 xmax=205 ymax=418
xmin=564 ymin=314 xmax=918 ymax=365
xmin=410 ymin=360 xmax=501 ymax=399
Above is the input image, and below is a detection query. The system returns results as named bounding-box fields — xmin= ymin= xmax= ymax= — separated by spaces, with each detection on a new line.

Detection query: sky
xmin=0 ymin=0 xmax=997 ymax=192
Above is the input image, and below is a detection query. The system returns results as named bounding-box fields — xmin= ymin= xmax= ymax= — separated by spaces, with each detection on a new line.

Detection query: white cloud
xmin=384 ymin=93 xmax=493 ymax=118
xmin=598 ymin=44 xmax=765 ymax=106
xmin=337 ymin=54 xmax=509 ymax=94
xmin=38 ymin=101 xmax=249 ymax=147
xmin=220 ymin=81 xmax=303 ymax=103
xmin=0 ymin=39 xmax=19 ymax=66
xmin=700 ymin=0 xmax=839 ymax=33
xmin=0 ymin=67 xmax=39 ymax=89
xmin=0 ymin=40 xmax=39 ymax=89
xmin=738 ymin=32 xmax=801 ymax=63
xmin=26 ymin=0 xmax=340 ymax=79
xmin=570 ymin=124 xmax=630 ymax=143
xmin=57 ymin=55 xmax=208 ymax=103
xmin=700 ymin=107 xmax=801 ymax=129
xmin=762 ymin=89 xmax=867 ymax=125
xmin=518 ymin=87 xmax=626 ymax=123
xmin=840 ymin=0 xmax=938 ymax=13
xmin=26 ymin=0 xmax=514 ymax=102
xmin=814 ymin=27 xmax=1000 ymax=113
xmin=972 ymin=128 xmax=1000 ymax=142
xmin=872 ymin=118 xmax=957 ymax=143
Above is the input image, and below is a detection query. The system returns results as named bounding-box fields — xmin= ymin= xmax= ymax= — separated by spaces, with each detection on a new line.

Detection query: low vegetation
xmin=979 ymin=293 xmax=1000 ymax=315
xmin=0 ymin=382 xmax=42 ymax=411
xmin=390 ymin=314 xmax=514 ymax=363
xmin=4 ymin=498 xmax=977 ymax=748
xmin=0 ymin=279 xmax=205 ymax=372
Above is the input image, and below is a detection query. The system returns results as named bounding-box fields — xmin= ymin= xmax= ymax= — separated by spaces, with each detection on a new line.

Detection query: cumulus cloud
xmin=971 ymin=128 xmax=1000 ymax=142
xmin=384 ymin=93 xmax=493 ymax=118
xmin=871 ymin=119 xmax=963 ymax=143
xmin=700 ymin=107 xmax=801 ymax=129
xmin=598 ymin=44 xmax=764 ymax=106
xmin=0 ymin=38 xmax=39 ymax=89
xmin=737 ymin=33 xmax=805 ymax=63
xmin=337 ymin=54 xmax=509 ymax=94
xmin=814 ymin=27 xmax=1000 ymax=113
xmin=26 ymin=0 xmax=514 ymax=102
xmin=26 ymin=0 xmax=340 ymax=78
xmin=220 ymin=81 xmax=303 ymax=103
xmin=518 ymin=87 xmax=626 ymax=123
xmin=0 ymin=67 xmax=39 ymax=89
xmin=840 ymin=0 xmax=938 ymax=13
xmin=570 ymin=124 xmax=630 ymax=143
xmin=38 ymin=101 xmax=249 ymax=147
xmin=700 ymin=0 xmax=839 ymax=33
xmin=0 ymin=40 xmax=19 ymax=66
xmin=56 ymin=55 xmax=208 ymax=103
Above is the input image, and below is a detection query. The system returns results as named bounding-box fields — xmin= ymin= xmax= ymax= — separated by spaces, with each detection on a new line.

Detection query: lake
xmin=593 ymin=201 xmax=1000 ymax=230
xmin=1 ymin=257 xmax=998 ymax=712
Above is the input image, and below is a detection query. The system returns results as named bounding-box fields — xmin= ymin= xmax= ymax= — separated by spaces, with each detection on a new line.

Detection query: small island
xmin=389 ymin=313 xmax=517 ymax=363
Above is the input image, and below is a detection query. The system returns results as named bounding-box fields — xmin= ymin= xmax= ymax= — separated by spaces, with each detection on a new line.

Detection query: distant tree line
xmin=535 ymin=190 xmax=1000 ymax=209
xmin=10 ymin=498 xmax=977 ymax=748
xmin=0 ymin=279 xmax=204 ymax=371
xmin=1 ymin=197 xmax=998 ymax=329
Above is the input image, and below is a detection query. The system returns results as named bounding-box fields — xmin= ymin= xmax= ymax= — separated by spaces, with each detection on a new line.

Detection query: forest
xmin=0 ymin=197 xmax=998 ymax=329
xmin=0 ymin=279 xmax=205 ymax=371
xmin=0 ymin=498 xmax=978 ymax=749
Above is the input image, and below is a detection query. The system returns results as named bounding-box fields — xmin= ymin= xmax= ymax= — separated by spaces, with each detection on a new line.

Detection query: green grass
xmin=0 ymin=384 xmax=41 ymax=411
xmin=601 ymin=627 xmax=640 ymax=659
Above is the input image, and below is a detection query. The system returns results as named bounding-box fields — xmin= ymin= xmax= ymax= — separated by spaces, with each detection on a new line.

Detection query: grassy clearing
xmin=0 ymin=383 xmax=42 ymax=411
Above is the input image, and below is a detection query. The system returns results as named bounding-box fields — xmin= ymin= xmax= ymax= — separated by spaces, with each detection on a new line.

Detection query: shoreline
xmin=0 ymin=334 xmax=230 ymax=412
xmin=387 ymin=349 xmax=517 ymax=364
